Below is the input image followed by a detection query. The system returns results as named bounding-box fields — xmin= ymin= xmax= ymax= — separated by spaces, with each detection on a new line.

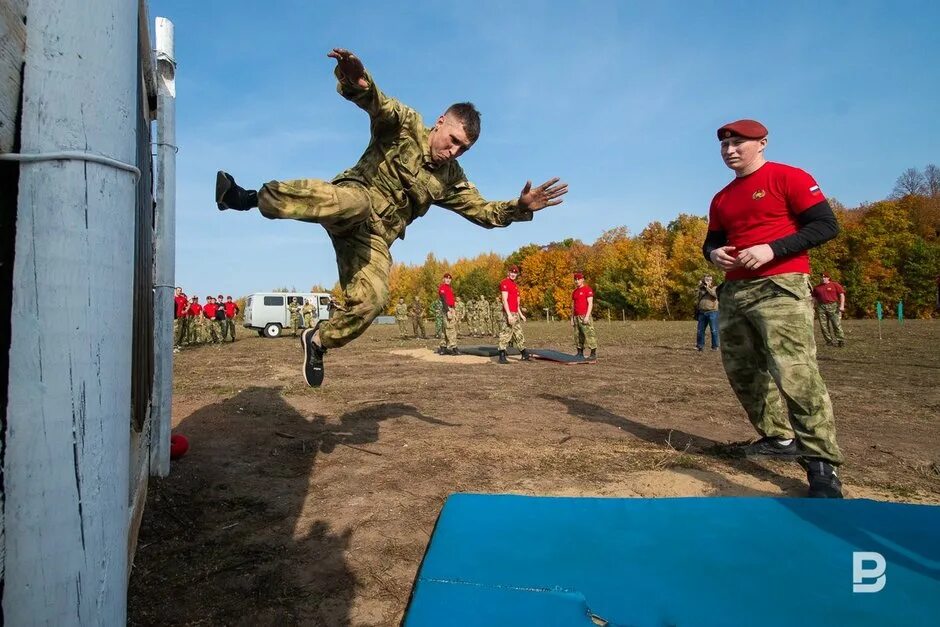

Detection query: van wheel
xmin=263 ymin=323 xmax=282 ymax=338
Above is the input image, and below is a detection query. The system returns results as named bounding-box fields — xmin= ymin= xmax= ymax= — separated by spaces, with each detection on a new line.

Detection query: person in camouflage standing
xmin=455 ymin=296 xmax=467 ymax=337
xmin=186 ymin=296 xmax=203 ymax=345
xmin=394 ymin=297 xmax=410 ymax=339
xmin=302 ymin=297 xmax=316 ymax=331
xmin=704 ymin=118 xmax=844 ymax=498
xmin=288 ymin=297 xmax=301 ymax=336
xmin=438 ymin=273 xmax=459 ymax=354
xmin=216 ymin=48 xmax=567 ymax=387
xmin=477 ymin=294 xmax=490 ymax=338
xmin=409 ymin=296 xmax=427 ymax=339
xmin=490 ymin=296 xmax=502 ymax=337
xmin=431 ymin=298 xmax=444 ymax=339
xmin=224 ymin=295 xmax=240 ymax=342
xmin=571 ymin=272 xmax=597 ymax=359
xmin=811 ymin=273 xmax=846 ymax=347
xmin=466 ymin=296 xmax=479 ymax=336
xmin=497 ymin=266 xmax=529 ymax=364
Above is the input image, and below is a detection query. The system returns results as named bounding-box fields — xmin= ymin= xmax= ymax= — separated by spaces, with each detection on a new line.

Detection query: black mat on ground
xmin=458 ymin=345 xmax=520 ymax=357
xmin=527 ymin=349 xmax=595 ymax=364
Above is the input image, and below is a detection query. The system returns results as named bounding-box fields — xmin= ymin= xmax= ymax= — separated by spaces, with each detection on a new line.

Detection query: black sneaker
xmin=301 ymin=328 xmax=325 ymax=387
xmin=800 ymin=458 xmax=844 ymax=498
xmin=836 ymin=340 xmax=845 ymax=348
xmin=520 ymin=349 xmax=531 ymax=361
xmin=216 ymin=171 xmax=257 ymax=211
xmin=451 ymin=347 xmax=460 ymax=355
xmin=589 ymin=348 xmax=596 ymax=360
xmin=576 ymin=349 xmax=584 ymax=359
xmin=743 ymin=437 xmax=801 ymax=459
xmin=437 ymin=346 xmax=446 ymax=355
xmin=498 ymin=350 xmax=509 ymax=364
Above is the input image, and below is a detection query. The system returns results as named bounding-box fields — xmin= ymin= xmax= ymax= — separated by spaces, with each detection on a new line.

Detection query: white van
xmin=243 ymin=292 xmax=333 ymax=338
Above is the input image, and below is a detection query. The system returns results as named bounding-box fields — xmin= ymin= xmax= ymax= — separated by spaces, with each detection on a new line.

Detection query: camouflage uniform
xmin=455 ymin=298 xmax=467 ymax=336
xmin=176 ymin=315 xmax=190 ymax=347
xmin=302 ymin=300 xmax=316 ymax=329
xmin=719 ymin=273 xmax=843 ymax=464
xmin=477 ymin=295 xmax=491 ymax=337
xmin=288 ymin=298 xmax=301 ymax=336
xmin=409 ymin=298 xmax=427 ymax=339
xmin=254 ymin=69 xmax=534 ymax=349
xmin=497 ymin=311 xmax=525 ymax=352
xmin=431 ymin=299 xmax=444 ymax=339
xmin=394 ymin=299 xmax=410 ymax=338
xmin=573 ymin=315 xmax=597 ymax=351
xmin=816 ymin=302 xmax=845 ymax=345
xmin=466 ymin=298 xmax=479 ymax=336
xmin=490 ymin=298 xmax=502 ymax=336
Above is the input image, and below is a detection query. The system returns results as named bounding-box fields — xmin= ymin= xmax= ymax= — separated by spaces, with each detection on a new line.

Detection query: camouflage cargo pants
xmin=440 ymin=311 xmax=457 ymax=349
xmin=434 ymin=316 xmax=444 ymax=339
xmin=498 ymin=314 xmax=525 ymax=351
xmin=225 ymin=319 xmax=237 ymax=341
xmin=719 ymin=273 xmax=843 ymax=464
xmin=816 ymin=302 xmax=845 ymax=344
xmin=412 ymin=316 xmax=427 ymax=339
xmin=396 ymin=318 xmax=410 ymax=338
xmin=573 ymin=315 xmax=598 ymax=350
xmin=258 ymin=179 xmax=390 ymax=349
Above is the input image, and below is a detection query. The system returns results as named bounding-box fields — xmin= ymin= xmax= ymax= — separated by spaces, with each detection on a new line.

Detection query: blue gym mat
xmin=403 ymin=494 xmax=940 ymax=627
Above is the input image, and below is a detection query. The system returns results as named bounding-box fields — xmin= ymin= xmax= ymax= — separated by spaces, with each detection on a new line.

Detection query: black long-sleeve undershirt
xmin=701 ymin=199 xmax=839 ymax=262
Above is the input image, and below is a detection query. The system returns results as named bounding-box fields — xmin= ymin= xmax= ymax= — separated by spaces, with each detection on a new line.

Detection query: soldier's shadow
xmin=129 ymin=387 xmax=453 ymax=626
xmin=540 ymin=393 xmax=806 ymax=494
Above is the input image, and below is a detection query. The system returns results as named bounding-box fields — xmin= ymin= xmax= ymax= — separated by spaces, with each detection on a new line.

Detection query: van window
xmin=264 ymin=296 xmax=285 ymax=306
xmin=319 ymin=297 xmax=331 ymax=306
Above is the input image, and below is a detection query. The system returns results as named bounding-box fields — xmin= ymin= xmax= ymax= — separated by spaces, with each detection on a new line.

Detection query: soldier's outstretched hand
xmin=327 ymin=48 xmax=367 ymax=89
xmin=518 ymin=178 xmax=568 ymax=212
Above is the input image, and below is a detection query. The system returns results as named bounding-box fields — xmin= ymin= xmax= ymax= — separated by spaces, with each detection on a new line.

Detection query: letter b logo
xmin=853 ymin=552 xmax=886 ymax=593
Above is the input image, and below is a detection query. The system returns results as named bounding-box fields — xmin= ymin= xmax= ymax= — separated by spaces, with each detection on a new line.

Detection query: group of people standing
xmin=286 ymin=297 xmax=325 ymax=337
xmin=394 ymin=293 xmax=504 ymax=341
xmin=173 ymin=287 xmax=240 ymax=349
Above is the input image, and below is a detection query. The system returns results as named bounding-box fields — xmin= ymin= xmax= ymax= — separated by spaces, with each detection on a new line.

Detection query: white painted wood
xmin=0 ymin=0 xmax=28 ymax=152
xmin=3 ymin=0 xmax=138 ymax=623
xmin=150 ymin=16 xmax=176 ymax=477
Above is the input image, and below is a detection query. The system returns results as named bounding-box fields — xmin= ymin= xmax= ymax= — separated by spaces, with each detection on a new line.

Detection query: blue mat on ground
xmin=528 ymin=348 xmax=596 ymax=364
xmin=458 ymin=345 xmax=519 ymax=357
xmin=403 ymin=494 xmax=940 ymax=627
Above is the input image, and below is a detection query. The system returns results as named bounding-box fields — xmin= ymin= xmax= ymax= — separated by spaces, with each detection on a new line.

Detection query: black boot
xmin=589 ymin=348 xmax=596 ymax=360
xmin=520 ymin=349 xmax=531 ymax=361
xmin=216 ymin=171 xmax=258 ymax=211
xmin=576 ymin=349 xmax=584 ymax=358
xmin=498 ymin=350 xmax=509 ymax=364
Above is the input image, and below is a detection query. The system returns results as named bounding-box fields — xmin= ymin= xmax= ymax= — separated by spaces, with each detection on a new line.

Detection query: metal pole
xmin=4 ymin=0 xmax=137 ymax=622
xmin=150 ymin=17 xmax=176 ymax=477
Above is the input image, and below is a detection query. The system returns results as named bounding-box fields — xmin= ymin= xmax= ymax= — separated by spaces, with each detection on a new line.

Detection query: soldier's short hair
xmin=446 ymin=102 xmax=481 ymax=143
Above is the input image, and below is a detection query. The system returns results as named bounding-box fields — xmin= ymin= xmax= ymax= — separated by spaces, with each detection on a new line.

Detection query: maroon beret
xmin=508 ymin=265 xmax=520 ymax=273
xmin=443 ymin=272 xmax=452 ymax=279
xmin=573 ymin=272 xmax=584 ymax=280
xmin=717 ymin=119 xmax=768 ymax=140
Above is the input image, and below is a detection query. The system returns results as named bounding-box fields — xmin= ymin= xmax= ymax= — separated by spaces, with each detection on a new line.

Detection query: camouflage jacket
xmin=394 ymin=303 xmax=409 ymax=319
xmin=332 ymin=70 xmax=534 ymax=246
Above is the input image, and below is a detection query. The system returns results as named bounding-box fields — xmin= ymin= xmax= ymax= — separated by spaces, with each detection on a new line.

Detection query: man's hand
xmin=518 ymin=178 xmax=568 ymax=212
xmin=736 ymin=244 xmax=775 ymax=271
xmin=327 ymin=48 xmax=367 ymax=89
xmin=709 ymin=245 xmax=740 ymax=271
xmin=570 ymin=317 xmax=575 ymax=327
xmin=519 ymin=312 xmax=527 ymax=323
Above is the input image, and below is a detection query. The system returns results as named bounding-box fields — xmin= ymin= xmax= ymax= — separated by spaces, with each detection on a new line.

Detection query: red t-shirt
xmin=174 ymin=295 xmax=188 ymax=318
xmin=187 ymin=303 xmax=202 ymax=317
xmin=812 ymin=281 xmax=845 ymax=304
xmin=224 ymin=302 xmax=238 ymax=318
xmin=708 ymin=161 xmax=825 ymax=281
xmin=203 ymin=303 xmax=218 ymax=319
xmin=499 ymin=278 xmax=520 ymax=313
xmin=572 ymin=284 xmax=594 ymax=316
xmin=438 ymin=283 xmax=455 ymax=308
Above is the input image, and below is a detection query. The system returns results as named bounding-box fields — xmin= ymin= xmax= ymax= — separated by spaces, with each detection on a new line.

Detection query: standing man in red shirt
xmin=186 ymin=296 xmax=203 ymax=345
xmin=811 ymin=273 xmax=846 ymax=347
xmin=203 ymin=297 xmax=221 ymax=344
xmin=437 ymin=273 xmax=458 ymax=355
xmin=497 ymin=265 xmax=529 ymax=364
xmin=174 ymin=287 xmax=188 ymax=349
xmin=224 ymin=295 xmax=240 ymax=342
xmin=571 ymin=272 xmax=597 ymax=360
xmin=703 ymin=119 xmax=844 ymax=498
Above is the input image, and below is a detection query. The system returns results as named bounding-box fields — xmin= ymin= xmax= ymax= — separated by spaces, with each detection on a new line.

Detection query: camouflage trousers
xmin=303 ymin=313 xmax=315 ymax=329
xmin=412 ymin=316 xmax=427 ymax=339
xmin=207 ymin=319 xmax=221 ymax=343
xmin=440 ymin=311 xmax=457 ymax=349
xmin=187 ymin=317 xmax=206 ymax=344
xmin=258 ymin=179 xmax=390 ymax=349
xmin=396 ymin=318 xmax=409 ymax=338
xmin=174 ymin=318 xmax=186 ymax=346
xmin=719 ymin=273 xmax=843 ymax=465
xmin=434 ymin=316 xmax=444 ymax=338
xmin=498 ymin=314 xmax=525 ymax=351
xmin=816 ymin=302 xmax=845 ymax=344
xmin=573 ymin=315 xmax=598 ymax=350
xmin=225 ymin=318 xmax=237 ymax=341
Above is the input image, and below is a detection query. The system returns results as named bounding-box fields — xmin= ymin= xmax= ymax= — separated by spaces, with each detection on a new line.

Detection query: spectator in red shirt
xmin=186 ymin=296 xmax=203 ymax=345
xmin=703 ymin=119 xmax=844 ymax=498
xmin=437 ymin=273 xmax=458 ymax=355
xmin=174 ymin=287 xmax=188 ymax=349
xmin=571 ymin=272 xmax=597 ymax=359
xmin=203 ymin=297 xmax=221 ymax=344
xmin=811 ymin=273 xmax=846 ymax=347
xmin=223 ymin=296 xmax=240 ymax=342
xmin=497 ymin=265 xmax=529 ymax=364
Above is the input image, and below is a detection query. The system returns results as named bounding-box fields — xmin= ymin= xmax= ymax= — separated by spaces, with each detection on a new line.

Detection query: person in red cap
xmin=174 ymin=287 xmax=188 ymax=349
xmin=812 ymin=273 xmax=846 ymax=346
xmin=437 ymin=273 xmax=458 ymax=354
xmin=571 ymin=272 xmax=597 ymax=359
xmin=497 ymin=266 xmax=529 ymax=364
xmin=223 ymin=296 xmax=240 ymax=342
xmin=703 ymin=118 xmax=845 ymax=498
xmin=186 ymin=296 xmax=203 ymax=345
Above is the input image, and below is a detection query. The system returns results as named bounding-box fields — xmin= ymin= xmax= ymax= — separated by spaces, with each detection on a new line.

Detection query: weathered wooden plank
xmin=0 ymin=0 xmax=28 ymax=152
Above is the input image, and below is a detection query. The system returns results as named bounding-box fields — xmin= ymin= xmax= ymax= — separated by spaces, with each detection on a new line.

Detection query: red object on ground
xmin=170 ymin=434 xmax=189 ymax=460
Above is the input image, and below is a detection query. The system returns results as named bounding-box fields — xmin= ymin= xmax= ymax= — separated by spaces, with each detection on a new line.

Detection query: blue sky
xmin=152 ymin=0 xmax=940 ymax=297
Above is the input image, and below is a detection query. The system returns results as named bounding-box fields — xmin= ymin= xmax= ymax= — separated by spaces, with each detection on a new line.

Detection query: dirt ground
xmin=129 ymin=319 xmax=940 ymax=626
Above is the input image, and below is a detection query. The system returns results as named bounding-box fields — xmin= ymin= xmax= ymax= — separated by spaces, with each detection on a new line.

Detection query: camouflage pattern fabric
xmin=440 ymin=310 xmax=457 ymax=349
xmin=498 ymin=313 xmax=525 ymax=351
xmin=176 ymin=317 xmax=189 ymax=346
xmin=455 ymin=299 xmax=467 ymax=336
xmin=302 ymin=302 xmax=315 ymax=329
xmin=478 ymin=296 xmax=491 ymax=336
xmin=574 ymin=315 xmax=598 ymax=351
xmin=225 ymin=318 xmax=236 ymax=342
xmin=431 ymin=300 xmax=444 ymax=338
xmin=410 ymin=298 xmax=427 ymax=339
xmin=395 ymin=301 xmax=410 ymax=338
xmin=718 ymin=272 xmax=844 ymax=464
xmin=491 ymin=299 xmax=502 ymax=336
xmin=816 ymin=302 xmax=845 ymax=344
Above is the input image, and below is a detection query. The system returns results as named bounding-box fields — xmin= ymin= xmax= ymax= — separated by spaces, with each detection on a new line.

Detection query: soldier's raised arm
xmin=327 ymin=48 xmax=405 ymax=130
xmin=437 ymin=170 xmax=568 ymax=229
